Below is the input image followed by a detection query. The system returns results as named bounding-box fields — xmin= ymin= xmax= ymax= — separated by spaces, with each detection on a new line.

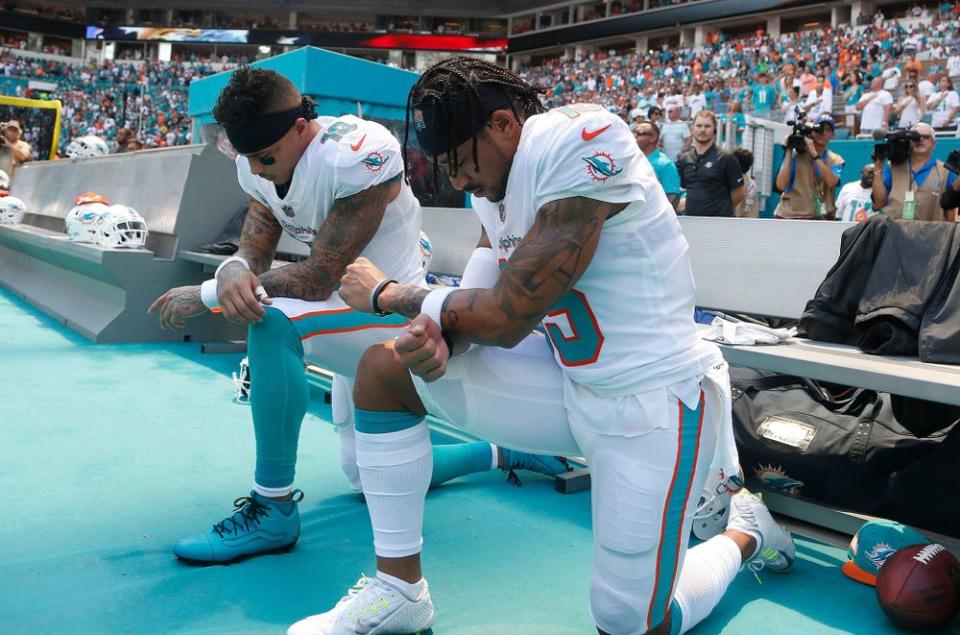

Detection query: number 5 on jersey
xmin=543 ymin=289 xmax=604 ymax=366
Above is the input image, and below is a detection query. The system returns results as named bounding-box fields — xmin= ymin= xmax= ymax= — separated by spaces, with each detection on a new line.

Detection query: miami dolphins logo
xmin=281 ymin=204 xmax=295 ymax=218
xmin=361 ymin=151 xmax=386 ymax=173
xmin=79 ymin=211 xmax=99 ymax=222
xmin=753 ymin=464 xmax=804 ymax=497
xmin=582 ymin=151 xmax=623 ymax=182
xmin=865 ymin=543 xmax=897 ymax=569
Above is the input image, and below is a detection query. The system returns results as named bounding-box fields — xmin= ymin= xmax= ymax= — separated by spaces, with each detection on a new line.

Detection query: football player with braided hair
xmin=148 ymin=65 xmax=569 ymax=565
xmin=291 ymin=57 xmax=796 ymax=635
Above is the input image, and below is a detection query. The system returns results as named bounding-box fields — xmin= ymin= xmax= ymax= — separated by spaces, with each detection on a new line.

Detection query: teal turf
xmin=1 ymin=288 xmax=956 ymax=634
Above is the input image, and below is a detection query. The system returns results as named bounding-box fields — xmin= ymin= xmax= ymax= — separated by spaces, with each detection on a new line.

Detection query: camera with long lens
xmin=945 ymin=149 xmax=960 ymax=174
xmin=785 ymin=106 xmax=817 ymax=153
xmin=872 ymin=128 xmax=920 ymax=165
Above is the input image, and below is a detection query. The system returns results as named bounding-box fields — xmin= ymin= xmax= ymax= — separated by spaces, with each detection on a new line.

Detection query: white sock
xmin=356 ymin=422 xmax=433 ymax=558
xmin=338 ymin=422 xmax=363 ymax=494
xmin=377 ymin=570 xmax=425 ymax=600
xmin=672 ymin=534 xmax=743 ymax=634
xmin=253 ymin=483 xmax=293 ymax=498
xmin=489 ymin=443 xmax=499 ymax=470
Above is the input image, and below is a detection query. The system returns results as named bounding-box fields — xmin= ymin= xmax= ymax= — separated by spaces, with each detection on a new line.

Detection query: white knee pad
xmin=331 ymin=375 xmax=362 ymax=493
xmin=589 ymin=449 xmax=664 ymax=635
xmin=355 ymin=422 xmax=432 ymax=558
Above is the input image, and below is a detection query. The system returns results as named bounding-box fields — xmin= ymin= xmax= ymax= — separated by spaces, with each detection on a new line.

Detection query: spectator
xmin=895 ymin=80 xmax=925 ymax=128
xmin=733 ymin=147 xmax=758 ymax=218
xmin=676 ymin=110 xmax=745 ymax=217
xmin=872 ymin=122 xmax=957 ymax=221
xmin=687 ymin=85 xmax=707 ymax=119
xmin=804 ymin=76 xmax=833 ymax=120
xmin=774 ymin=114 xmax=844 ymax=219
xmin=927 ymin=75 xmax=960 ymax=130
xmin=781 ymin=86 xmax=803 ymax=123
xmin=659 ymin=106 xmax=690 ymax=162
xmin=752 ymin=74 xmax=777 ymax=119
xmin=634 ymin=120 xmax=681 ymax=210
xmin=881 ymin=59 xmax=902 ymax=92
xmin=856 ymin=77 xmax=894 ymax=135
xmin=723 ymin=100 xmax=746 ymax=146
xmin=919 ymin=72 xmax=938 ymax=100
xmin=835 ymin=163 xmax=876 ymax=222
xmin=647 ymin=105 xmax=663 ymax=124
xmin=1 ymin=120 xmax=32 ymax=174
xmin=948 ymin=48 xmax=960 ymax=84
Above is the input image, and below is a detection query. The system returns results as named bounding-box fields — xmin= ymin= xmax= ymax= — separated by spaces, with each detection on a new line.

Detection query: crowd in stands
xmin=520 ymin=3 xmax=960 ymax=143
xmin=2 ymin=1 xmax=83 ymax=22
xmin=0 ymin=50 xmax=226 ymax=154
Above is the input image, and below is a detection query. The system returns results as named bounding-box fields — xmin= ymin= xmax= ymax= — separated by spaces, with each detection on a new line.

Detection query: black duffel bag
xmin=730 ymin=366 xmax=960 ymax=536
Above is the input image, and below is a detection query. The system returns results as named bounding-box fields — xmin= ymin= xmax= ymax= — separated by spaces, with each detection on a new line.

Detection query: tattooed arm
xmin=377 ymin=196 xmax=622 ymax=347
xmin=148 ymin=196 xmax=282 ymax=328
xmin=237 ymin=196 xmax=283 ymax=274
xmin=256 ymin=177 xmax=400 ymax=301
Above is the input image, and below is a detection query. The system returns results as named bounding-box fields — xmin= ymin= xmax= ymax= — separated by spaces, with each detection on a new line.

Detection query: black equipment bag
xmin=730 ymin=366 xmax=960 ymax=536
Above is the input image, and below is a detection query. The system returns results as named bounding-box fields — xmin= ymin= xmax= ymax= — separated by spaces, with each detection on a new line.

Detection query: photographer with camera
xmin=0 ymin=120 xmax=32 ymax=176
xmin=935 ymin=148 xmax=960 ymax=217
xmin=774 ymin=113 xmax=845 ymax=219
xmin=872 ymin=123 xmax=957 ymax=221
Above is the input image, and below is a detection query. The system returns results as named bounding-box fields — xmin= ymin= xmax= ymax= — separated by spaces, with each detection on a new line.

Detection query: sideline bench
xmin=683 ymin=215 xmax=960 ymax=552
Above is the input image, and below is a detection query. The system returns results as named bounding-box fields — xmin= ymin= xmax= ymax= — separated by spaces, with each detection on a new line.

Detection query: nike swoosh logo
xmin=350 ymin=134 xmax=367 ymax=151
xmin=581 ymin=124 xmax=611 ymax=141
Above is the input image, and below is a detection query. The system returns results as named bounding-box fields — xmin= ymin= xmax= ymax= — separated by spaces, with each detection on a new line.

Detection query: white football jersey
xmin=236 ymin=115 xmax=423 ymax=285
xmin=472 ymin=103 xmax=721 ymax=397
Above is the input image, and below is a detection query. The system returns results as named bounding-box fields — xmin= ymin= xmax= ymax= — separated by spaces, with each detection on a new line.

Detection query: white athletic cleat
xmin=288 ymin=574 xmax=435 ymax=635
xmin=692 ymin=470 xmax=744 ymax=541
xmin=726 ymin=489 xmax=795 ymax=578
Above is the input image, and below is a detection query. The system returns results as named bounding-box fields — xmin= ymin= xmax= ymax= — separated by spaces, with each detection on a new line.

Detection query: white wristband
xmin=200 ymin=278 xmax=220 ymax=310
xmin=215 ymin=255 xmax=250 ymax=280
xmin=421 ymin=287 xmax=456 ymax=327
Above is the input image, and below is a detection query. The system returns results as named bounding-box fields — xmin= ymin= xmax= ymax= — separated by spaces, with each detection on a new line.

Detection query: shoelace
xmin=502 ymin=456 xmax=572 ymax=488
xmin=340 ymin=575 xmax=391 ymax=622
xmin=212 ymin=495 xmax=271 ymax=538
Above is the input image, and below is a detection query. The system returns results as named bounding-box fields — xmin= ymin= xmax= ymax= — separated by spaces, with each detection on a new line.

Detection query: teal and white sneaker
xmin=174 ymin=490 xmax=303 ymax=564
xmin=726 ymin=489 xmax=795 ymax=579
xmin=288 ymin=574 xmax=434 ymax=635
xmin=500 ymin=449 xmax=571 ymax=486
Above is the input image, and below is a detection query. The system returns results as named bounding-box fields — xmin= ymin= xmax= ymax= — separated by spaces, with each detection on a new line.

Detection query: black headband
xmin=224 ymin=95 xmax=318 ymax=155
xmin=412 ymin=85 xmax=516 ymax=157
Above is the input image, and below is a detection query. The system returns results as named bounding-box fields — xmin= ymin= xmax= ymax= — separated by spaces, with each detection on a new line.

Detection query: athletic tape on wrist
xmin=421 ymin=287 xmax=456 ymax=326
xmin=200 ymin=278 xmax=220 ymax=310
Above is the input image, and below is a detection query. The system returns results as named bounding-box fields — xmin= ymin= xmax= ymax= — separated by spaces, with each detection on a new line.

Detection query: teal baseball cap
xmin=842 ymin=519 xmax=930 ymax=586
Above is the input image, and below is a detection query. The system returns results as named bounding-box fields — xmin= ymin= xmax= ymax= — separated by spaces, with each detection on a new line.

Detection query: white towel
xmin=701 ymin=316 xmax=797 ymax=345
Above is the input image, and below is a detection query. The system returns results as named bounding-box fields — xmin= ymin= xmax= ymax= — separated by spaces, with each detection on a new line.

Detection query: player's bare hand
xmin=148 ymin=285 xmax=206 ymax=330
xmin=340 ymin=257 xmax=387 ymax=313
xmin=217 ymin=261 xmax=272 ymax=324
xmin=395 ymin=313 xmax=448 ymax=382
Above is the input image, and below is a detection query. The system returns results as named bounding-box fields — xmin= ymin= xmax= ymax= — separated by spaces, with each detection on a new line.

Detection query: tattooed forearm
xmin=259 ymin=179 xmax=398 ymax=301
xmin=434 ymin=197 xmax=620 ymax=347
xmin=237 ymin=198 xmax=282 ymax=274
xmin=378 ymin=284 xmax=430 ymax=319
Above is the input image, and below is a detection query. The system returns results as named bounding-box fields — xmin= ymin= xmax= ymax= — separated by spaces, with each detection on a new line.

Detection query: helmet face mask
xmin=96 ymin=204 xmax=148 ymax=249
xmin=0 ymin=196 xmax=27 ymax=224
xmin=418 ymin=230 xmax=432 ymax=272
xmin=232 ymin=357 xmax=251 ymax=404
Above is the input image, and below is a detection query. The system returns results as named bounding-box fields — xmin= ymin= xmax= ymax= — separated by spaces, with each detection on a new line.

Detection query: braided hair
xmin=404 ymin=57 xmax=544 ymax=189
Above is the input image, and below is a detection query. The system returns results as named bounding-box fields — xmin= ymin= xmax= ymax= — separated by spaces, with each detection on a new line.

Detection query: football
xmin=875 ymin=543 xmax=960 ymax=631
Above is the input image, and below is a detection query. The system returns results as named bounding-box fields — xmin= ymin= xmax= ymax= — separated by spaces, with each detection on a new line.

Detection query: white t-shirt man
xmin=881 ymin=66 xmax=902 ymax=92
xmin=835 ymin=181 xmax=875 ymax=222
xmin=805 ymin=88 xmax=833 ymax=119
xmin=660 ymin=120 xmax=691 ymax=162
xmin=858 ymin=90 xmax=894 ymax=132
xmin=948 ymin=54 xmax=960 ymax=78
xmin=687 ymin=92 xmax=707 ymax=118
xmin=929 ymin=90 xmax=960 ymax=128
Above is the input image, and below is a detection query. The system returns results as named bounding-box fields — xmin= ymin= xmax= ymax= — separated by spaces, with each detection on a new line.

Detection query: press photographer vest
xmin=775 ymin=150 xmax=842 ymax=219
xmin=882 ymin=160 xmax=948 ymax=221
